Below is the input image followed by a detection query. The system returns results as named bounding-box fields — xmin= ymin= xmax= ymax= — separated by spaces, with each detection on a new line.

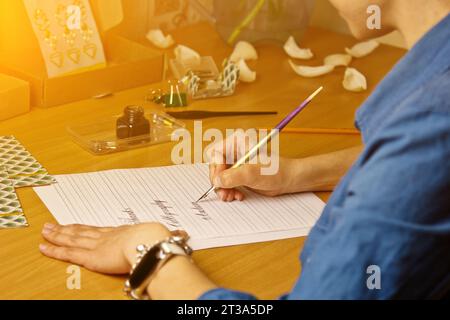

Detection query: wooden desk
xmin=0 ymin=25 xmax=405 ymax=300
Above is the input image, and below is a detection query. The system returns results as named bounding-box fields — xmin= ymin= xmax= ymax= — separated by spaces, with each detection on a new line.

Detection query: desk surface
xmin=0 ymin=24 xmax=405 ymax=299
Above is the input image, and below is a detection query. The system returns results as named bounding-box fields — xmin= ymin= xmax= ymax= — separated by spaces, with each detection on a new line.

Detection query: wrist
xmin=123 ymin=224 xmax=172 ymax=266
xmin=283 ymin=157 xmax=324 ymax=193
xmin=282 ymin=158 xmax=308 ymax=194
xmin=147 ymin=254 xmax=218 ymax=300
xmin=123 ymin=227 xmax=216 ymax=300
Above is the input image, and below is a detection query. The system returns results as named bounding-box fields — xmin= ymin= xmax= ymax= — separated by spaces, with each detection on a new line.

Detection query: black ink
xmin=191 ymin=202 xmax=211 ymax=221
xmin=153 ymin=200 xmax=181 ymax=228
xmin=120 ymin=208 xmax=140 ymax=225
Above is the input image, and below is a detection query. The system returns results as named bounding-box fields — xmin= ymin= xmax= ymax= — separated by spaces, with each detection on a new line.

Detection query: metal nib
xmin=195 ymin=186 xmax=216 ymax=203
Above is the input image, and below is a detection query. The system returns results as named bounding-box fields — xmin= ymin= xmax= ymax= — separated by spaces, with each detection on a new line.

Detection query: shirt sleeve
xmin=292 ymin=81 xmax=450 ymax=299
xmin=198 ymin=288 xmax=257 ymax=300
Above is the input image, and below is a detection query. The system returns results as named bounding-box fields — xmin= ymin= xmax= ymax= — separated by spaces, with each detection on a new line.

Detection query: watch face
xmin=129 ymin=246 xmax=161 ymax=289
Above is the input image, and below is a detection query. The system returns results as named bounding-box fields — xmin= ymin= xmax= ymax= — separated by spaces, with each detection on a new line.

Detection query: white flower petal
xmin=345 ymin=40 xmax=379 ymax=58
xmin=343 ymin=67 xmax=367 ymax=92
xmin=230 ymin=41 xmax=258 ymax=62
xmin=146 ymin=29 xmax=175 ymax=49
xmin=284 ymin=36 xmax=314 ymax=60
xmin=237 ymin=59 xmax=256 ymax=83
xmin=289 ymin=60 xmax=334 ymax=78
xmin=174 ymin=45 xmax=201 ymax=65
xmin=324 ymin=53 xmax=352 ymax=67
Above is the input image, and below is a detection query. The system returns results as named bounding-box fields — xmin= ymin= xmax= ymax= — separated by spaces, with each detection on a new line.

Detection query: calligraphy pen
xmin=195 ymin=86 xmax=324 ymax=203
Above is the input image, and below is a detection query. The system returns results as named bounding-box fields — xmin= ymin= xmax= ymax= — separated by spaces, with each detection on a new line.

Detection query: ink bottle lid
xmin=123 ymin=105 xmax=145 ymax=124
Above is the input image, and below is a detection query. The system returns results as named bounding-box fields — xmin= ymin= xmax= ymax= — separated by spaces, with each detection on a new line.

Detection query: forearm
xmin=287 ymin=146 xmax=363 ymax=193
xmin=147 ymin=256 xmax=218 ymax=300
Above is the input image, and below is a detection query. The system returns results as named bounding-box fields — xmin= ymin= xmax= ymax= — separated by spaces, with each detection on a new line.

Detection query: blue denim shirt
xmin=200 ymin=14 xmax=450 ymax=300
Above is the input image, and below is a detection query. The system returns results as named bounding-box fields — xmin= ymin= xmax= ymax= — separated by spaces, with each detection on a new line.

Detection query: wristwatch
xmin=124 ymin=233 xmax=192 ymax=300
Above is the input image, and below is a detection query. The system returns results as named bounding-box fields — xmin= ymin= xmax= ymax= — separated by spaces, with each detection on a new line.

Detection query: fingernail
xmin=44 ymin=223 xmax=55 ymax=230
xmin=214 ymin=176 xmax=222 ymax=187
xmin=39 ymin=244 xmax=47 ymax=251
xmin=42 ymin=228 xmax=51 ymax=235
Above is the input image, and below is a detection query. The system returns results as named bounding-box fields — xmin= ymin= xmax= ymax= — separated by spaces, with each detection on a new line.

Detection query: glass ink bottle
xmin=116 ymin=106 xmax=151 ymax=139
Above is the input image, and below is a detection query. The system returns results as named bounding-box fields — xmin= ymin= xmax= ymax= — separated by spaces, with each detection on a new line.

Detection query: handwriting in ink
xmin=191 ymin=202 xmax=211 ymax=221
xmin=119 ymin=208 xmax=140 ymax=225
xmin=153 ymin=200 xmax=181 ymax=228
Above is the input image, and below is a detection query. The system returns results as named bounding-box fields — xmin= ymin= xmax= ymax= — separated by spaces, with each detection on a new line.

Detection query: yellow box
xmin=0 ymin=1 xmax=163 ymax=108
xmin=0 ymin=74 xmax=30 ymax=121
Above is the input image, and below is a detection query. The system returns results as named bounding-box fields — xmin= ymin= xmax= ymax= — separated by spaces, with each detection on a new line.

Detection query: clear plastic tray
xmin=67 ymin=112 xmax=185 ymax=155
xmin=170 ymin=56 xmax=219 ymax=80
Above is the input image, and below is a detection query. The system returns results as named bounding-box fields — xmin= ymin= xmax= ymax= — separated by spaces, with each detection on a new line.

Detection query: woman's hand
xmin=40 ymin=222 xmax=218 ymax=299
xmin=207 ymin=133 xmax=299 ymax=202
xmin=39 ymin=222 xmax=171 ymax=274
xmin=211 ymin=158 xmax=299 ymax=201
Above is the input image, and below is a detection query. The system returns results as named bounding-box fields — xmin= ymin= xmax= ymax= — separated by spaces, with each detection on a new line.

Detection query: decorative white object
xmin=283 ymin=36 xmax=313 ymax=60
xmin=289 ymin=60 xmax=334 ymax=78
xmin=324 ymin=53 xmax=352 ymax=67
xmin=146 ymin=29 xmax=175 ymax=49
xmin=174 ymin=45 xmax=201 ymax=65
xmin=230 ymin=41 xmax=258 ymax=62
xmin=345 ymin=40 xmax=380 ymax=58
xmin=237 ymin=59 xmax=256 ymax=83
xmin=343 ymin=67 xmax=367 ymax=92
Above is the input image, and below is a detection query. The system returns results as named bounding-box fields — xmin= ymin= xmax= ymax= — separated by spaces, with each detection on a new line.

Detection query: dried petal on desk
xmin=345 ymin=40 xmax=380 ymax=58
xmin=343 ymin=67 xmax=367 ymax=92
xmin=324 ymin=53 xmax=352 ymax=67
xmin=237 ymin=59 xmax=256 ymax=83
xmin=146 ymin=29 xmax=175 ymax=49
xmin=230 ymin=41 xmax=258 ymax=62
xmin=174 ymin=45 xmax=201 ymax=65
xmin=283 ymin=36 xmax=314 ymax=60
xmin=289 ymin=60 xmax=334 ymax=78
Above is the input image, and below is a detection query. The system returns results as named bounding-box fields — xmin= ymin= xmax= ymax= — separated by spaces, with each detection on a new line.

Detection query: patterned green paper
xmin=0 ymin=214 xmax=29 ymax=229
xmin=0 ymin=168 xmax=23 ymax=215
xmin=0 ymin=136 xmax=55 ymax=187
xmin=0 ymin=136 xmax=55 ymax=229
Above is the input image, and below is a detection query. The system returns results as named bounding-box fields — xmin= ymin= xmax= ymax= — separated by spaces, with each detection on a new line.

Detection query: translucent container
xmin=213 ymin=0 xmax=314 ymax=44
xmin=67 ymin=112 xmax=185 ymax=155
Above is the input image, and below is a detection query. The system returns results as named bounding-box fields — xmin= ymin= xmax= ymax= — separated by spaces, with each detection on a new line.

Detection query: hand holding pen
xmin=196 ymin=87 xmax=323 ymax=203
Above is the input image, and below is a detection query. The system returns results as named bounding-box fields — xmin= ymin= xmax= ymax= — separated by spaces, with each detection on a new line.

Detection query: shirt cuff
xmin=198 ymin=288 xmax=257 ymax=300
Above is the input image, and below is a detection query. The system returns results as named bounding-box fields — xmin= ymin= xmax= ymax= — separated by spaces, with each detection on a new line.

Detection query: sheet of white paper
xmin=34 ymin=164 xmax=325 ymax=250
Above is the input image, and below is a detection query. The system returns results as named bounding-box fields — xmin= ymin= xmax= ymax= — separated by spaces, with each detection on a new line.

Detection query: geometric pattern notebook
xmin=0 ymin=136 xmax=55 ymax=229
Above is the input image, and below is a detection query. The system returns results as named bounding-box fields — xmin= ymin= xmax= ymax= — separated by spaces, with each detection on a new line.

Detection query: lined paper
xmin=34 ymin=164 xmax=325 ymax=250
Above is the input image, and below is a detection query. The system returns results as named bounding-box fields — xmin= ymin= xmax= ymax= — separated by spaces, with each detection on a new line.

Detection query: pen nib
xmin=195 ymin=186 xmax=215 ymax=204
xmin=195 ymin=194 xmax=206 ymax=204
